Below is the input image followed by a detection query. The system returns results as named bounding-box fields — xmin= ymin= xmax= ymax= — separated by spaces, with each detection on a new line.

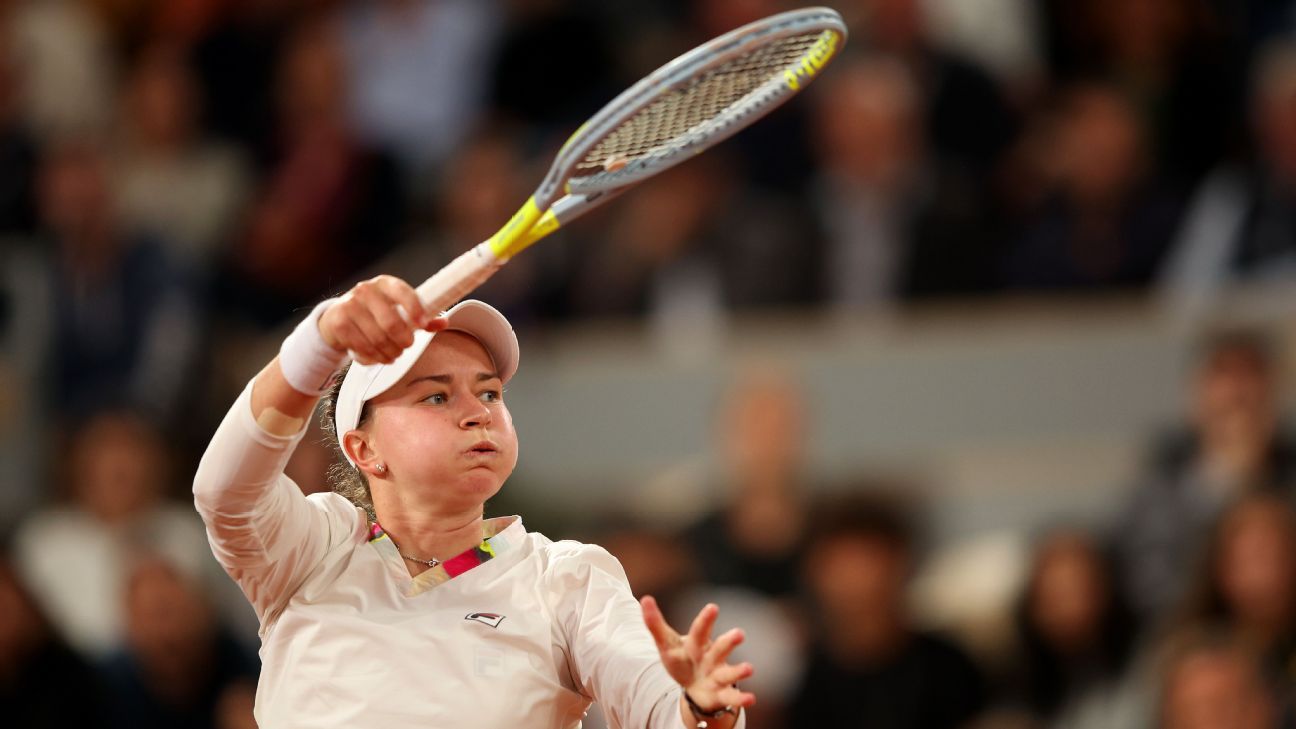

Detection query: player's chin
xmin=455 ymin=468 xmax=508 ymax=500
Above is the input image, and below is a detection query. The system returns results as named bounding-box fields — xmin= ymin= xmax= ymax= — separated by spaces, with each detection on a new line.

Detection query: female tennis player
xmin=193 ymin=275 xmax=755 ymax=728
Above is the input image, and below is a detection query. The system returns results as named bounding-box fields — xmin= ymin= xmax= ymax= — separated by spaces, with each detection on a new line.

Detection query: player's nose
xmin=459 ymin=399 xmax=493 ymax=429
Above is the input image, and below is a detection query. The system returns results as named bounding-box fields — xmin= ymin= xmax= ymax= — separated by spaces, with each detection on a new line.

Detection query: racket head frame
xmin=494 ymin=7 xmax=847 ymax=259
xmin=418 ymin=7 xmax=847 ymax=311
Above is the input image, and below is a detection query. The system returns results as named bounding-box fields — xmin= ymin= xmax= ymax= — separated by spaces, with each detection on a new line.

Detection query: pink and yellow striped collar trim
xmin=368 ymin=516 xmax=523 ymax=589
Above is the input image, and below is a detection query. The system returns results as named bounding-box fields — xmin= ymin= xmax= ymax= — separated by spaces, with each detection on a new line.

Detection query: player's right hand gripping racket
xmin=415 ymin=7 xmax=847 ymax=311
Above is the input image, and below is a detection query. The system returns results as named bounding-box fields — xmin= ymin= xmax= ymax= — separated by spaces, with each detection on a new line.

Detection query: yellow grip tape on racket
xmin=487 ymin=196 xmax=561 ymax=260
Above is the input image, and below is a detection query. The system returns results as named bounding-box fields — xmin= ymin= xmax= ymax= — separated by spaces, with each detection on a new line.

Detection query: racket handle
xmin=415 ymin=242 xmax=504 ymax=312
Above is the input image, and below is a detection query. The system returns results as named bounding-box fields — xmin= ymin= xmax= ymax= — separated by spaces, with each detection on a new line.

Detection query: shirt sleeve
xmin=547 ymin=542 xmax=745 ymax=729
xmin=192 ymin=380 xmax=365 ymax=627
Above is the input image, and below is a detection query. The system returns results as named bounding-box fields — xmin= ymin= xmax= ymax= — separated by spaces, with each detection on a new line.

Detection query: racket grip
xmin=415 ymin=242 xmax=504 ymax=312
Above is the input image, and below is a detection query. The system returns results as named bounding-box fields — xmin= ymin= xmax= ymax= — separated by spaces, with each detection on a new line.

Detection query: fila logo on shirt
xmin=465 ymin=612 xmax=505 ymax=628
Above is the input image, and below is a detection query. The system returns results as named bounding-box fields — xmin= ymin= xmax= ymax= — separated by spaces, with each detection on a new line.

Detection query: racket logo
xmin=465 ymin=612 xmax=506 ymax=628
xmin=784 ymin=31 xmax=840 ymax=90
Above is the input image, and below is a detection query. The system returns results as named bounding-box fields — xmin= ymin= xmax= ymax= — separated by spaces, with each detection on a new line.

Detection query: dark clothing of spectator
xmin=1002 ymin=187 xmax=1182 ymax=292
xmin=489 ymin=4 xmax=621 ymax=134
xmin=567 ymin=186 xmax=822 ymax=320
xmin=1228 ymin=171 xmax=1296 ymax=276
xmin=49 ymin=236 xmax=198 ymax=421
xmin=0 ymin=638 xmax=106 ymax=729
xmin=190 ymin=13 xmax=290 ymax=166
xmin=789 ymin=632 xmax=988 ymax=729
xmin=900 ymin=169 xmax=1008 ymax=299
xmin=1003 ymin=589 xmax=1139 ymax=721
xmin=921 ymin=51 xmax=1018 ymax=179
xmin=0 ymin=125 xmax=38 ymax=236
xmin=684 ymin=509 xmax=803 ymax=599
xmin=101 ymin=629 xmax=258 ymax=729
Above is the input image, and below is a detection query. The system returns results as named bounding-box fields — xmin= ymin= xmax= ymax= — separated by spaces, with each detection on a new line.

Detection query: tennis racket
xmin=414 ymin=7 xmax=848 ymax=311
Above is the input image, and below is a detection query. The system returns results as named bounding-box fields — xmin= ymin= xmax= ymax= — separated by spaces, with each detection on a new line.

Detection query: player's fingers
xmin=334 ymin=319 xmax=382 ymax=364
xmin=685 ymin=603 xmax=719 ymax=656
xmin=368 ymin=294 xmax=417 ymax=350
xmin=708 ymin=661 xmax=753 ymax=687
xmin=346 ymin=301 xmax=403 ymax=362
xmin=640 ymin=596 xmax=678 ymax=652
xmin=355 ymin=279 xmax=418 ymax=350
xmin=716 ymin=685 xmax=757 ymax=709
xmin=700 ymin=628 xmax=744 ymax=674
xmin=375 ymin=276 xmax=436 ymax=330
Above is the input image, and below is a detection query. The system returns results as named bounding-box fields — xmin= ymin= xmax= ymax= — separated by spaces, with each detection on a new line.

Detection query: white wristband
xmin=279 ymin=298 xmax=348 ymax=396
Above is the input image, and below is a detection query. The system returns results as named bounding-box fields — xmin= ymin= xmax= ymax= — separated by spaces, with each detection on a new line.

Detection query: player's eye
xmin=422 ymin=393 xmax=448 ymax=405
xmin=479 ymin=390 xmax=502 ymax=403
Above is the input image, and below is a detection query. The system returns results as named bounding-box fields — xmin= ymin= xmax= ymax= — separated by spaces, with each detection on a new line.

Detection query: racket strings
xmin=574 ymin=31 xmax=825 ymax=179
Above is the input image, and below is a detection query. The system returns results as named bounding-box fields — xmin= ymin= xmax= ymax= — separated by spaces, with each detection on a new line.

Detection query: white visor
xmin=333 ymin=299 xmax=518 ymax=466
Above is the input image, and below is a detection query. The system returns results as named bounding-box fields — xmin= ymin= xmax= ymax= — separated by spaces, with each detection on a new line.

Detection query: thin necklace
xmin=387 ymin=536 xmax=441 ymax=568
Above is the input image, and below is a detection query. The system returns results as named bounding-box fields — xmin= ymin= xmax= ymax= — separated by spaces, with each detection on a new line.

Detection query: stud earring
xmin=376 ymin=463 xmax=387 ymax=474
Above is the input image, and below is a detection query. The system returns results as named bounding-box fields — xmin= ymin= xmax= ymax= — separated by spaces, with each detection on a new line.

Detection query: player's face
xmin=364 ymin=332 xmax=519 ymax=513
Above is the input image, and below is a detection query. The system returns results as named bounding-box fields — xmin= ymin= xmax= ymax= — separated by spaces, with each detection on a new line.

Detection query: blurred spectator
xmin=0 ymin=546 xmax=106 ymax=728
xmin=102 ymin=555 xmax=258 ymax=729
xmin=921 ymin=0 xmax=1042 ymax=89
xmin=679 ymin=368 xmax=810 ymax=599
xmin=489 ymin=0 xmax=621 ymax=135
xmin=1038 ymin=0 xmax=1239 ymax=186
xmin=568 ymin=151 xmax=817 ymax=332
xmin=808 ymin=53 xmax=1003 ymax=306
xmin=12 ymin=411 xmax=226 ymax=658
xmin=217 ymin=12 xmax=405 ymax=327
xmin=1160 ymin=42 xmax=1296 ymax=323
xmin=113 ymin=42 xmax=250 ymax=271
xmin=34 ymin=137 xmax=200 ymax=421
xmin=190 ymin=0 xmax=302 ymax=158
xmin=339 ymin=0 xmax=502 ymax=180
xmin=1157 ymin=629 xmax=1282 ymax=729
xmin=1000 ymin=530 xmax=1143 ymax=728
xmin=1115 ymin=330 xmax=1296 ymax=627
xmin=4 ymin=0 xmax=116 ymax=138
xmin=1001 ymin=84 xmax=1181 ymax=292
xmin=82 ymin=0 xmax=155 ymax=50
xmin=789 ymin=494 xmax=988 ymax=728
xmin=841 ymin=0 xmax=1017 ymax=176
xmin=1180 ymin=494 xmax=1296 ymax=688
xmin=1218 ymin=0 xmax=1296 ymax=57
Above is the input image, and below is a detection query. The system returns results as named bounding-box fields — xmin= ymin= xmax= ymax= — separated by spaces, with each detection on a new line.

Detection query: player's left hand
xmin=640 ymin=595 xmax=757 ymax=713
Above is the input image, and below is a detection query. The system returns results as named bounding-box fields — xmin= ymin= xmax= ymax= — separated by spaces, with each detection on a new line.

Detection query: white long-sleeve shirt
xmin=194 ymin=382 xmax=734 ymax=728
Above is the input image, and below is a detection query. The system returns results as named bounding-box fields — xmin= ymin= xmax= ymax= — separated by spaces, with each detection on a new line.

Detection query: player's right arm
xmin=193 ymin=275 xmax=440 ymax=622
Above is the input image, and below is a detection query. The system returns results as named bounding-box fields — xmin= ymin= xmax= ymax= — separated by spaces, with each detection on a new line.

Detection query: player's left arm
xmin=548 ymin=544 xmax=753 ymax=729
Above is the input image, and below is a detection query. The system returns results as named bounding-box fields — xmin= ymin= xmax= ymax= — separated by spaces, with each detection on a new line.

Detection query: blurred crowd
xmin=592 ymin=330 xmax=1296 ymax=729
xmin=3 ymin=0 xmax=1296 ymax=727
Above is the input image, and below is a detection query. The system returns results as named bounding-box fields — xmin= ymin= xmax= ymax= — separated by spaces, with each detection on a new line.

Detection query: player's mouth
xmin=464 ymin=441 xmax=499 ymax=457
